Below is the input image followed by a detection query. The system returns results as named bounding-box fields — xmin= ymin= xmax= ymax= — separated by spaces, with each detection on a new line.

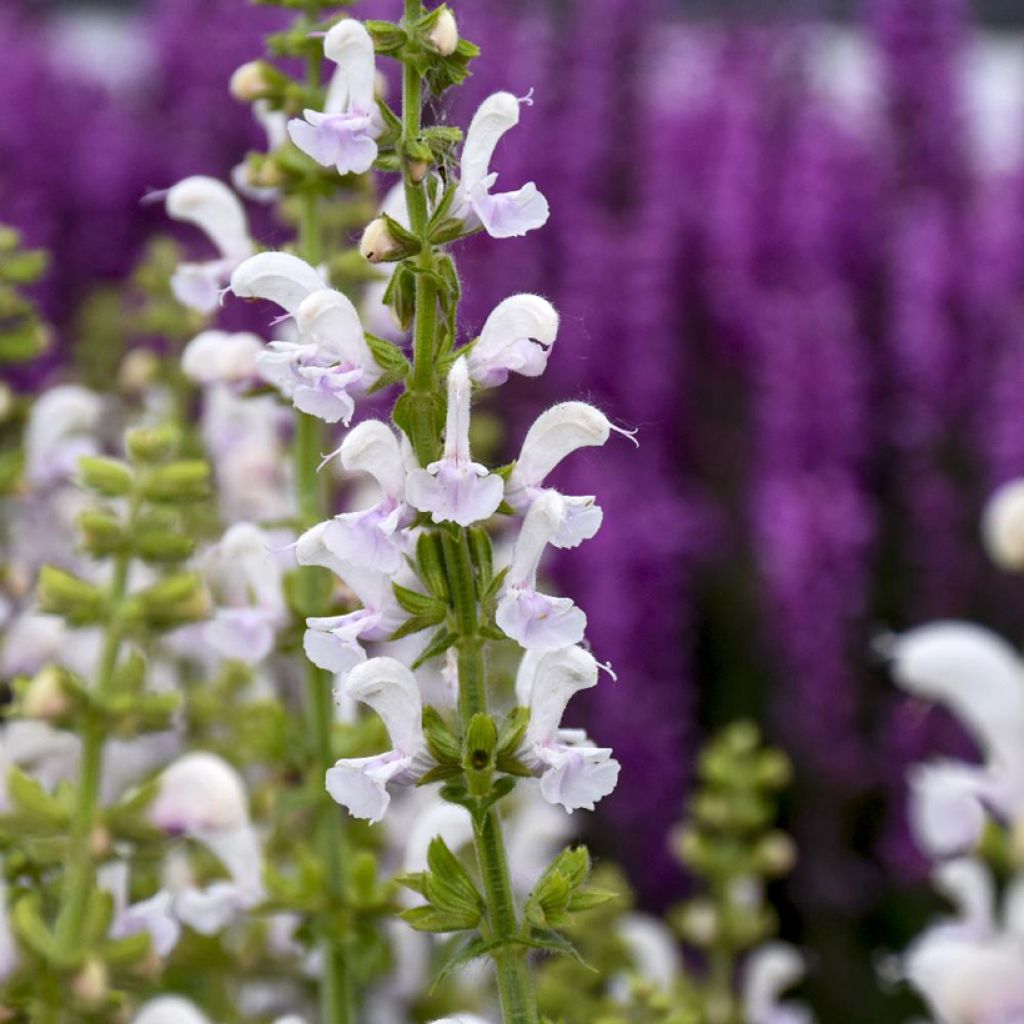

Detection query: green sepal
xmin=415 ymin=763 xmax=463 ymax=786
xmin=389 ymin=610 xmax=447 ymax=640
xmin=399 ymin=904 xmax=478 ymax=933
xmin=77 ymin=509 xmax=125 ymax=558
xmin=518 ymin=928 xmax=591 ymax=968
xmin=139 ymin=460 xmax=211 ymax=504
xmin=431 ymin=933 xmax=500 ymax=992
xmin=380 ymin=214 xmax=423 ymax=261
xmin=101 ymin=930 xmax=152 ymax=966
xmin=392 ymin=583 xmax=447 ymax=618
xmin=423 ymin=836 xmax=484 ymax=919
xmin=411 ymin=627 xmax=457 ymax=669
xmin=462 ymin=713 xmax=497 ymax=775
xmin=395 ymin=871 xmax=428 ymax=897
xmin=125 ymin=423 xmax=181 ymax=464
xmin=567 ymin=888 xmax=617 ymax=913
xmin=496 ymin=706 xmax=530 ymax=760
xmin=383 ymin=262 xmax=417 ymax=332
xmin=36 ymin=566 xmax=106 ymax=625
xmin=11 ymin=894 xmax=59 ymax=964
xmin=422 ymin=706 xmax=461 ymax=764
xmin=365 ymin=332 xmax=411 ymax=378
xmin=365 ymin=19 xmax=407 ymax=56
xmin=77 ymin=456 xmax=133 ymax=497
xmin=129 ymin=572 xmax=207 ymax=630
xmin=6 ymin=766 xmax=67 ymax=827
xmin=427 ymin=218 xmax=467 ymax=246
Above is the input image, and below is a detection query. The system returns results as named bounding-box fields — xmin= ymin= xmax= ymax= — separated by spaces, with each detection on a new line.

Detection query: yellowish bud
xmin=22 ymin=666 xmax=71 ymax=722
xmin=229 ymin=61 xmax=271 ymax=102
xmin=983 ymin=479 xmax=1024 ymax=572
xmin=359 ymin=218 xmax=399 ymax=264
xmin=427 ymin=8 xmax=459 ymax=57
xmin=118 ymin=349 xmax=159 ymax=394
xmin=71 ymin=958 xmax=108 ymax=1009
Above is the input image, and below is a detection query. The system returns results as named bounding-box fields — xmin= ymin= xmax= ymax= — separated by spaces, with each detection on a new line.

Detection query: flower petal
xmin=339 ymin=420 xmax=406 ymax=500
xmin=323 ymin=19 xmax=377 ymax=114
xmin=344 ymin=656 xmax=423 ymax=754
xmin=496 ymin=588 xmax=586 ymax=651
xmin=296 ymin=288 xmax=376 ymax=373
xmin=461 ymin=92 xmax=522 ymax=190
xmin=469 ymin=294 xmax=558 ymax=387
xmin=230 ymin=251 xmax=326 ymax=315
xmin=326 ymin=751 xmax=414 ymax=823
xmin=537 ymin=744 xmax=619 ymax=812
xmin=165 ymin=176 xmax=252 ymax=259
xmin=470 ymin=178 xmax=550 ymax=239
xmin=510 ymin=402 xmax=612 ymax=492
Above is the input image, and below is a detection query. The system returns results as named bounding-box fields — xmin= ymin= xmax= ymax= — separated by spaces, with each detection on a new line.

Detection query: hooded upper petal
xmin=461 ymin=92 xmax=523 ymax=191
xmin=165 ymin=176 xmax=252 ymax=260
xmin=509 ymin=402 xmax=613 ymax=494
xmin=230 ymin=251 xmax=326 ymax=315
xmin=149 ymin=752 xmax=249 ymax=834
xmin=181 ymin=330 xmax=263 ymax=386
xmin=468 ymin=294 xmax=559 ymax=388
xmin=890 ymin=622 xmax=1024 ymax=769
xmin=322 ymin=19 xmax=377 ymax=115
xmin=296 ymin=288 xmax=377 ymax=377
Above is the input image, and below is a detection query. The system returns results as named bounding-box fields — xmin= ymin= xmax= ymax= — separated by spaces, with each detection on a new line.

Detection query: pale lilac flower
xmin=742 ymin=944 xmax=813 ymax=1024
xmin=132 ymin=997 xmax=213 ymax=1024
xmin=615 ymin=914 xmax=680 ymax=995
xmin=181 ymin=329 xmax=263 ymax=387
xmin=233 ymin=100 xmax=288 ymax=202
xmin=466 ymin=294 xmax=559 ymax=388
xmin=902 ymin=859 xmax=1024 ymax=1024
xmin=907 ymin=760 xmax=995 ymax=859
xmin=496 ymin=491 xmax=586 ymax=650
xmin=325 ymin=657 xmax=434 ymax=822
xmin=110 ymin=888 xmax=181 ymax=958
xmin=231 ymin=253 xmax=378 ymax=423
xmin=296 ymin=524 xmax=407 ymax=674
xmin=24 ymin=385 xmax=103 ymax=489
xmin=287 ymin=19 xmax=383 ymax=176
xmin=406 ymin=357 xmax=504 ymax=526
xmin=506 ymin=401 xmax=631 ymax=549
xmin=165 ymin=176 xmax=254 ymax=313
xmin=513 ymin=645 xmax=618 ymax=811
xmin=201 ymin=523 xmax=286 ymax=665
xmin=454 ymin=91 xmax=549 ymax=238
xmin=320 ymin=420 xmax=411 ymax=574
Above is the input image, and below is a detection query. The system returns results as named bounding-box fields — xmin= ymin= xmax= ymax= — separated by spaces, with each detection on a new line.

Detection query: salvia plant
xmin=0 ymin=1 xmax=822 ymax=1023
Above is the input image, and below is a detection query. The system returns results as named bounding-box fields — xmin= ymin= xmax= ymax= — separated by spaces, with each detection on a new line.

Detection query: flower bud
xmin=407 ymin=159 xmax=429 ymax=184
xmin=22 ymin=666 xmax=71 ymax=722
xmin=983 ymin=479 xmax=1024 ymax=571
xmin=71 ymin=957 xmax=108 ymax=1009
xmin=754 ymin=832 xmax=797 ymax=876
xmin=229 ymin=61 xmax=272 ymax=102
xmin=427 ymin=7 xmax=459 ymax=56
xmin=149 ymin=752 xmax=249 ymax=834
xmin=0 ymin=384 xmax=13 ymax=423
xmin=359 ymin=218 xmax=399 ymax=264
xmin=78 ymin=456 xmax=134 ymax=497
xmin=118 ymin=349 xmax=160 ymax=394
xmin=89 ymin=824 xmax=112 ymax=859
xmin=676 ymin=899 xmax=718 ymax=946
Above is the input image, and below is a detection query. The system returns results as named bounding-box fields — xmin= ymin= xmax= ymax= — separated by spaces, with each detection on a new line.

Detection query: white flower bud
xmin=71 ymin=958 xmax=108 ymax=1009
xmin=427 ymin=7 xmax=459 ymax=56
xmin=149 ymin=752 xmax=249 ymax=834
xmin=229 ymin=61 xmax=271 ymax=102
xmin=982 ymin=479 xmax=1024 ymax=571
xmin=359 ymin=217 xmax=399 ymax=264
xmin=132 ymin=997 xmax=213 ymax=1024
xmin=118 ymin=349 xmax=160 ymax=394
xmin=22 ymin=667 xmax=71 ymax=722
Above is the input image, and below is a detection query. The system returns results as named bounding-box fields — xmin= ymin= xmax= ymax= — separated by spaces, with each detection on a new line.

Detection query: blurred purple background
xmin=6 ymin=0 xmax=1024 ymax=1018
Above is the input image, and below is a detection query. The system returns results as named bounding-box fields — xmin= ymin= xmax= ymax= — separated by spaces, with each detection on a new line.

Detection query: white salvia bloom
xmin=742 ymin=943 xmax=813 ymax=1024
xmin=907 ymin=760 xmax=995 ymax=859
xmin=296 ymin=523 xmax=408 ymax=674
xmin=321 ymin=420 xmax=411 ymax=574
xmin=231 ymin=253 xmax=379 ymax=424
xmin=514 ymin=645 xmax=619 ymax=812
xmin=165 ymin=176 xmax=254 ymax=313
xmin=455 ymin=91 xmax=549 ymax=238
xmin=181 ymin=330 xmax=263 ymax=386
xmin=983 ymin=478 xmax=1024 ymax=571
xmin=149 ymin=752 xmax=249 ymax=834
xmin=201 ymin=523 xmax=287 ymax=665
xmin=506 ymin=401 xmax=632 ymax=549
xmin=24 ymin=385 xmax=103 ymax=488
xmin=132 ymin=997 xmax=214 ymax=1024
xmin=616 ymin=914 xmax=680 ymax=993
xmin=325 ymin=657 xmax=434 ymax=822
xmin=497 ymin=492 xmax=587 ymax=650
xmin=232 ymin=100 xmax=289 ymax=201
xmin=359 ymin=217 xmax=400 ymax=264
xmin=467 ymin=294 xmax=559 ymax=388
xmin=889 ymin=622 xmax=1024 ymax=774
xmin=109 ymin=889 xmax=182 ymax=958
xmin=287 ymin=19 xmax=383 ymax=176
xmin=406 ymin=357 xmax=504 ymax=526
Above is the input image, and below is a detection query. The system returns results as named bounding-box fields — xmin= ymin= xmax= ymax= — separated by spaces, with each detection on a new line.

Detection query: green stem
xmin=53 ymin=508 xmax=134 ymax=958
xmin=443 ymin=534 xmax=538 ymax=1024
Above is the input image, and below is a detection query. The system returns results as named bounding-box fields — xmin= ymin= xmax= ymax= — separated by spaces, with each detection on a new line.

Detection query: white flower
xmin=907 ymin=760 xmax=995 ymax=859
xmin=201 ymin=523 xmax=286 ymax=665
xmin=406 ymin=357 xmax=504 ymax=526
xmin=742 ymin=943 xmax=813 ymax=1024
xmin=181 ymin=330 xmax=263 ymax=387
xmin=24 ymin=385 xmax=103 ymax=489
xmin=132 ymin=997 xmax=214 ymax=1024
xmin=325 ymin=657 xmax=434 ymax=822
xmin=320 ymin=420 xmax=411 ymax=574
xmin=467 ymin=294 xmax=559 ymax=388
xmin=616 ymin=914 xmax=680 ymax=994
xmin=506 ymin=402 xmax=633 ymax=549
xmin=109 ymin=888 xmax=181 ymax=959
xmin=514 ymin=645 xmax=618 ymax=812
xmin=165 ymin=176 xmax=254 ymax=313
xmin=496 ymin=492 xmax=586 ymax=650
xmin=231 ymin=253 xmax=380 ymax=424
xmin=149 ymin=752 xmax=249 ymax=834
xmin=454 ymin=91 xmax=549 ymax=238
xmin=287 ymin=19 xmax=383 ymax=176
xmin=296 ymin=524 xmax=408 ymax=674
xmin=983 ymin=479 xmax=1024 ymax=572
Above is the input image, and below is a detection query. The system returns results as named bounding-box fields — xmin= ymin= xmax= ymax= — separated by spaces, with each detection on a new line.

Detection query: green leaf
xmin=422 ymin=706 xmax=461 ymax=763
xmin=392 ymin=583 xmax=447 ymax=618
xmin=431 ymin=934 xmax=500 ymax=991
xmin=11 ymin=895 xmax=60 ymax=964
xmin=6 ymin=766 xmax=66 ymax=824
xmin=518 ymin=929 xmax=592 ymax=968
xmin=412 ymin=627 xmax=458 ymax=670
xmin=399 ymin=904 xmax=477 ymax=934
xmin=425 ymin=836 xmax=483 ymax=916
xmin=415 ymin=532 xmax=450 ymax=600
